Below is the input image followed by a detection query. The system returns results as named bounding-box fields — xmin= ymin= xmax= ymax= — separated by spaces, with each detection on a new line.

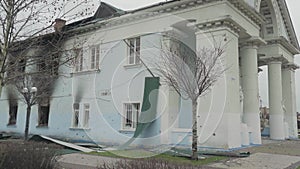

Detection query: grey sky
xmin=102 ymin=0 xmax=300 ymax=111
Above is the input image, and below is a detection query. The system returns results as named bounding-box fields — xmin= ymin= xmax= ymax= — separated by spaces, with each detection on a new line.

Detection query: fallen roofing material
xmin=39 ymin=135 xmax=95 ymax=153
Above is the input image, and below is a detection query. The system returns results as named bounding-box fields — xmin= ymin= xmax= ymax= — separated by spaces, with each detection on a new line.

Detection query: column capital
xmin=282 ymin=63 xmax=299 ymax=71
xmin=239 ymin=37 xmax=267 ymax=48
xmin=259 ymin=55 xmax=288 ymax=66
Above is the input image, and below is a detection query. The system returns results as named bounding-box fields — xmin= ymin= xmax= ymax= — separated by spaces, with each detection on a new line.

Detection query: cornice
xmin=188 ymin=16 xmax=246 ymax=35
xmin=276 ymin=0 xmax=300 ymax=50
xmin=265 ymin=36 xmax=300 ymax=55
xmin=239 ymin=36 xmax=267 ymax=48
xmin=227 ymin=0 xmax=264 ymax=26
xmin=65 ymin=0 xmax=264 ymax=37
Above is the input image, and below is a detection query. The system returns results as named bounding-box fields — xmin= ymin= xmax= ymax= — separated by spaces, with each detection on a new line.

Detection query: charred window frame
xmin=38 ymin=104 xmax=50 ymax=127
xmin=74 ymin=48 xmax=83 ymax=72
xmin=37 ymin=55 xmax=59 ymax=76
xmin=8 ymin=104 xmax=18 ymax=125
xmin=73 ymin=103 xmax=80 ymax=128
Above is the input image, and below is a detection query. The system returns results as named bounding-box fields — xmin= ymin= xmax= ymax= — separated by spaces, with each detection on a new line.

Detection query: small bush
xmin=0 ymin=140 xmax=61 ymax=169
xmin=98 ymin=159 xmax=213 ymax=169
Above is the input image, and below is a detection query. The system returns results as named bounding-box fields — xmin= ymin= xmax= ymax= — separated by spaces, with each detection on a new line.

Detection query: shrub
xmin=0 ymin=140 xmax=61 ymax=169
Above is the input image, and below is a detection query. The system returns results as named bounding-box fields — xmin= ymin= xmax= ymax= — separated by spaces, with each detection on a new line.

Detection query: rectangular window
xmin=83 ymin=103 xmax=90 ymax=128
xmin=90 ymin=45 xmax=100 ymax=70
xmin=127 ymin=37 xmax=141 ymax=65
xmin=266 ymin=27 xmax=274 ymax=34
xmin=75 ymin=48 xmax=83 ymax=72
xmin=123 ymin=103 xmax=140 ymax=129
xmin=74 ymin=45 xmax=100 ymax=72
xmin=266 ymin=17 xmax=273 ymax=24
xmin=38 ymin=105 xmax=50 ymax=126
xmin=8 ymin=104 xmax=18 ymax=125
xmin=73 ymin=103 xmax=80 ymax=127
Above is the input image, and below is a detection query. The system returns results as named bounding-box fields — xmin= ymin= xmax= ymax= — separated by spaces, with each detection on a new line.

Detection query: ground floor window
xmin=38 ymin=105 xmax=50 ymax=126
xmin=8 ymin=104 xmax=18 ymax=125
xmin=123 ymin=103 xmax=140 ymax=129
xmin=72 ymin=103 xmax=90 ymax=128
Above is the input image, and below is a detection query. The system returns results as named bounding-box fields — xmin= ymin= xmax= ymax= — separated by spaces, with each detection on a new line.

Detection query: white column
xmin=240 ymin=45 xmax=261 ymax=144
xmin=268 ymin=61 xmax=285 ymax=140
xmin=196 ymin=28 xmax=241 ymax=148
xmin=282 ymin=65 xmax=298 ymax=138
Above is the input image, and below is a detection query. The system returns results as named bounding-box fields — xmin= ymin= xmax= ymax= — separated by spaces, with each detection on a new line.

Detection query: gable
xmin=257 ymin=0 xmax=299 ymax=50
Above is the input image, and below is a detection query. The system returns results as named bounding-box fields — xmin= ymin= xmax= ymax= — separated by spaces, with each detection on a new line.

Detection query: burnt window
xmin=38 ymin=105 xmax=50 ymax=126
xmin=8 ymin=104 xmax=18 ymax=125
xmin=73 ymin=103 xmax=80 ymax=127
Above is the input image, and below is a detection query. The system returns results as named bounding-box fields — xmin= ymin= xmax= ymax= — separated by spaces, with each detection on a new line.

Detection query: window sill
xmin=123 ymin=64 xmax=142 ymax=69
xmin=119 ymin=128 xmax=136 ymax=133
xmin=7 ymin=124 xmax=17 ymax=127
xmin=69 ymin=127 xmax=91 ymax=131
xmin=36 ymin=125 xmax=49 ymax=128
xmin=71 ymin=69 xmax=101 ymax=76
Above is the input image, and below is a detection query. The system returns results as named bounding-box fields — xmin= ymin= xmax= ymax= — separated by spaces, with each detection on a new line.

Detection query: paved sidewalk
xmin=208 ymin=153 xmax=300 ymax=169
xmin=56 ymin=153 xmax=120 ymax=169
xmin=56 ymin=139 xmax=300 ymax=169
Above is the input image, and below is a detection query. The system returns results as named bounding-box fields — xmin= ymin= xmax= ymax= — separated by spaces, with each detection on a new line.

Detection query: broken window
xmin=38 ymin=104 xmax=50 ymax=126
xmin=123 ymin=103 xmax=140 ymax=129
xmin=73 ymin=103 xmax=80 ymax=127
xmin=127 ymin=37 xmax=141 ymax=65
xmin=8 ymin=104 xmax=18 ymax=125
xmin=74 ymin=48 xmax=83 ymax=72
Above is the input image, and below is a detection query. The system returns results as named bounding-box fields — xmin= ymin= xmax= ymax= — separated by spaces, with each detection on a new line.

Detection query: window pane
xmin=91 ymin=47 xmax=96 ymax=69
xmin=96 ymin=45 xmax=100 ymax=68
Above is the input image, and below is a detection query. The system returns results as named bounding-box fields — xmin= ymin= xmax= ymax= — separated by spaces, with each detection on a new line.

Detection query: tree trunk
xmin=191 ymin=99 xmax=198 ymax=160
xmin=24 ymin=105 xmax=31 ymax=140
xmin=0 ymin=76 xmax=2 ymax=97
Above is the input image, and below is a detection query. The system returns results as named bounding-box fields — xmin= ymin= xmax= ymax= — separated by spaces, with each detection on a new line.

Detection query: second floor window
xmin=127 ymin=37 xmax=141 ymax=65
xmin=74 ymin=45 xmax=100 ymax=72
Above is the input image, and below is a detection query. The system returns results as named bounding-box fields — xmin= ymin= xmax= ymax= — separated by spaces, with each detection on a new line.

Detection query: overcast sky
xmin=101 ymin=0 xmax=300 ymax=111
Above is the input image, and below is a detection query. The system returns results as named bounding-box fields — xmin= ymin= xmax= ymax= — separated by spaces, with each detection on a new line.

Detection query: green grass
xmin=296 ymin=166 xmax=300 ymax=169
xmin=88 ymin=150 xmax=227 ymax=166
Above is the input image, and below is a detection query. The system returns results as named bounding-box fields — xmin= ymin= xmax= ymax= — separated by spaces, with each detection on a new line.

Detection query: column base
xmin=269 ymin=114 xmax=285 ymax=140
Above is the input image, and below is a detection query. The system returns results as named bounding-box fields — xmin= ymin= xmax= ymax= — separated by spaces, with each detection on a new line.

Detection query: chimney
xmin=54 ymin=18 xmax=66 ymax=33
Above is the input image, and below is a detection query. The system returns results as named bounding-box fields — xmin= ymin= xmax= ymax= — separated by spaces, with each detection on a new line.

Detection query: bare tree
xmin=5 ymin=33 xmax=66 ymax=140
xmin=0 ymin=0 xmax=96 ymax=95
xmin=156 ymin=37 xmax=226 ymax=160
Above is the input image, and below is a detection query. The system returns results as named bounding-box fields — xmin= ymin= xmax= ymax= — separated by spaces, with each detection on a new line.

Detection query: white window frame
xmin=90 ymin=45 xmax=100 ymax=70
xmin=127 ymin=37 xmax=141 ymax=65
xmin=83 ymin=103 xmax=90 ymax=128
xmin=74 ymin=45 xmax=100 ymax=73
xmin=123 ymin=102 xmax=140 ymax=130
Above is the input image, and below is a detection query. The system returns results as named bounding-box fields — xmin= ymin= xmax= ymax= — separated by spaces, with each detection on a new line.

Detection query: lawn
xmin=89 ymin=149 xmax=228 ymax=166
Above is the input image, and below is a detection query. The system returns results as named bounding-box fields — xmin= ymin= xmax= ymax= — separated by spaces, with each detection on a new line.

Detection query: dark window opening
xmin=38 ymin=105 xmax=50 ymax=126
xmin=73 ymin=103 xmax=80 ymax=127
xmin=8 ymin=105 xmax=18 ymax=125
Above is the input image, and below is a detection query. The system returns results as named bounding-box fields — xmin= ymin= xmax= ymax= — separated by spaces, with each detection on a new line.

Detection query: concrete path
xmin=208 ymin=153 xmax=300 ymax=169
xmin=56 ymin=153 xmax=120 ymax=169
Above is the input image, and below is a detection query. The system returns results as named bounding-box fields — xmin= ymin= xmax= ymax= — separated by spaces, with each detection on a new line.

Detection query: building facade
xmin=0 ymin=0 xmax=299 ymax=149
